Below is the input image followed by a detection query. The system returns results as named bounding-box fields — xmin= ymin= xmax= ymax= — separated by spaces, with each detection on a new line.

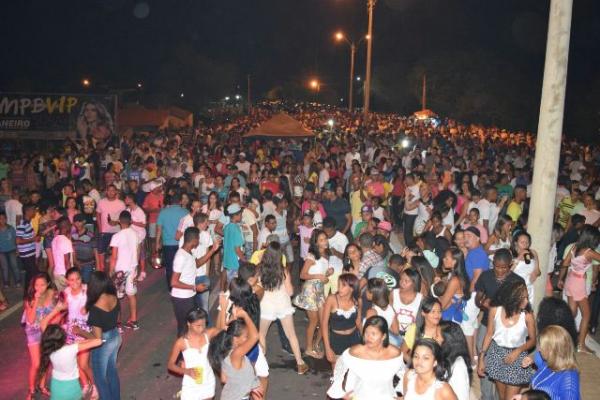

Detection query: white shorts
xmin=460 ymin=293 xmax=480 ymax=336
xmin=255 ymin=346 xmax=269 ymax=378
xmin=114 ymin=270 xmax=137 ymax=298
xmin=148 ymin=223 xmax=157 ymax=238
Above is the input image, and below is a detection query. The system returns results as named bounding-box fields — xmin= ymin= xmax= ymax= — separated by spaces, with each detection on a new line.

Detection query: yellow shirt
xmin=403 ymin=323 xmax=434 ymax=350
xmin=249 ymin=249 xmax=287 ymax=267
xmin=506 ymin=201 xmax=523 ymax=222
xmin=350 ymin=190 xmax=365 ymax=222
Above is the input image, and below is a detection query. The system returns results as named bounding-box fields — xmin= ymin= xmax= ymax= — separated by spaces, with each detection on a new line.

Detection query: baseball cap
xmin=303 ymin=209 xmax=314 ymax=218
xmin=227 ymin=204 xmax=242 ymax=215
xmin=239 ymin=152 xmax=246 ymax=157
xmin=361 ymin=205 xmax=373 ymax=213
xmin=377 ymin=221 xmax=392 ymax=232
xmin=464 ymin=226 xmax=481 ymax=238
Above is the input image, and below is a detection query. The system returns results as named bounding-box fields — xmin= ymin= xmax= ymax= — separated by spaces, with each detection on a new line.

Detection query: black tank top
xmin=329 ymin=295 xmax=357 ymax=331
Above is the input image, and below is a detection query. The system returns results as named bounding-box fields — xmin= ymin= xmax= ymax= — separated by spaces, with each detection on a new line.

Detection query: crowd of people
xmin=1 ymin=101 xmax=597 ymax=399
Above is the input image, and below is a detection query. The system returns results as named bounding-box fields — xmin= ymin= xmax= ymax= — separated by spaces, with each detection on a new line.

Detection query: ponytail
xmin=208 ymin=319 xmax=247 ymax=376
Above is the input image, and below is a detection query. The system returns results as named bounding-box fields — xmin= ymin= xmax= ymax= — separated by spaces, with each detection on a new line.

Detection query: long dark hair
xmin=342 ymin=243 xmax=362 ymax=272
xmin=402 ymin=268 xmax=421 ymax=295
xmin=416 ymin=297 xmax=442 ymax=338
xmin=259 ymin=242 xmax=284 ymax=291
xmin=208 ymin=319 xmax=247 ymax=376
xmin=410 ymin=338 xmax=449 ymax=381
xmin=308 ymin=229 xmax=330 ymax=260
xmin=25 ymin=273 xmax=53 ymax=304
xmin=537 ymin=297 xmax=577 ymax=346
xmin=492 ymin=280 xmax=531 ymax=317
xmin=339 ymin=273 xmax=360 ymax=301
xmin=85 ymin=271 xmax=117 ymax=312
xmin=228 ymin=278 xmax=260 ymax=328
xmin=39 ymin=324 xmax=67 ymax=380
xmin=443 ymin=247 xmax=471 ymax=299
xmin=574 ymin=224 xmax=600 ymax=255
xmin=367 ymin=278 xmax=389 ymax=309
xmin=410 ymin=256 xmax=434 ymax=287
xmin=361 ymin=315 xmax=390 ymax=347
xmin=182 ymin=308 xmax=209 ymax=337
xmin=440 ymin=321 xmax=472 ymax=382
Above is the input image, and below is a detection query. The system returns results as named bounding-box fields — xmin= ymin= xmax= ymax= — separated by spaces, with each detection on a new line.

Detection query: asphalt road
xmin=0 ymin=267 xmax=333 ymax=400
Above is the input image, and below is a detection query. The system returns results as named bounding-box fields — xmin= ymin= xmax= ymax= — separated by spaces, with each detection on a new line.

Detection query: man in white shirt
xmin=109 ymin=211 xmax=141 ymax=330
xmin=323 ymin=217 xmax=349 ymax=296
xmin=190 ymin=214 xmax=221 ymax=313
xmin=235 ymin=152 xmax=251 ymax=176
xmin=478 ymin=186 xmax=502 ymax=233
xmin=4 ymin=190 xmax=22 ymax=228
xmin=257 ymin=214 xmax=277 ymax=250
xmin=125 ymin=193 xmax=147 ymax=281
xmin=170 ymin=227 xmax=205 ymax=336
xmin=403 ymin=173 xmax=421 ymax=247
xmin=50 ymin=217 xmax=73 ymax=291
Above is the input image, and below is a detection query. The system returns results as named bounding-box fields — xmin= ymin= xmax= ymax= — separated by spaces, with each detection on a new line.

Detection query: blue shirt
xmin=223 ymin=222 xmax=244 ymax=270
xmin=0 ymin=225 xmax=16 ymax=252
xmin=532 ymin=351 xmax=580 ymax=400
xmin=465 ymin=245 xmax=489 ymax=281
xmin=157 ymin=205 xmax=188 ymax=246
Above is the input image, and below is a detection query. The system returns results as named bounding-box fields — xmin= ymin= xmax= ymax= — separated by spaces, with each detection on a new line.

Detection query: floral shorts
xmin=293 ymin=279 xmax=325 ymax=311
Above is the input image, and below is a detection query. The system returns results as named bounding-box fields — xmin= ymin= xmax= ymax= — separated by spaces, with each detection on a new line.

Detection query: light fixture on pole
xmin=334 ymin=31 xmax=367 ymax=112
xmin=363 ymin=0 xmax=376 ymax=117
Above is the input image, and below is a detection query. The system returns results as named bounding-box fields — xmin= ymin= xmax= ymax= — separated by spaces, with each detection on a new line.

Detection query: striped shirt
xmin=16 ymin=219 xmax=36 ymax=258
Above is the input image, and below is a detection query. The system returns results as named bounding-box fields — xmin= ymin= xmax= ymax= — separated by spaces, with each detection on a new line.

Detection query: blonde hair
xmin=538 ymin=325 xmax=578 ymax=371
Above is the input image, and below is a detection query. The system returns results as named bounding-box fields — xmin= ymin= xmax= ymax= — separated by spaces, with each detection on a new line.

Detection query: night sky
xmin=1 ymin=0 xmax=599 ymax=138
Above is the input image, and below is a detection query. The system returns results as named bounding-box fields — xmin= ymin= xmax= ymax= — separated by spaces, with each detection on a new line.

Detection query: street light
xmin=180 ymin=92 xmax=185 ymax=98
xmin=235 ymin=94 xmax=241 ymax=100
xmin=137 ymin=82 xmax=143 ymax=89
xmin=82 ymin=78 xmax=91 ymax=88
xmin=224 ymin=96 xmax=230 ymax=101
xmin=327 ymin=119 xmax=335 ymax=128
xmin=334 ymin=31 xmax=368 ymax=112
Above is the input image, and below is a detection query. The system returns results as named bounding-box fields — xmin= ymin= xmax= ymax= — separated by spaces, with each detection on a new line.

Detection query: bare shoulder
xmin=386 ymin=345 xmax=403 ymax=358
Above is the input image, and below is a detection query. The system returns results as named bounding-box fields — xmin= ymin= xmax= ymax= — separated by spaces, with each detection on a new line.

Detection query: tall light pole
xmin=529 ymin=0 xmax=573 ymax=312
xmin=335 ymin=32 xmax=367 ymax=112
xmin=363 ymin=0 xmax=376 ymax=117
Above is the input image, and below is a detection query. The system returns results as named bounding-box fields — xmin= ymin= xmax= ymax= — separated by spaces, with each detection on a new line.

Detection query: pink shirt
xmin=109 ymin=227 xmax=140 ymax=272
xmin=298 ymin=225 xmax=314 ymax=259
xmin=51 ymin=234 xmax=73 ymax=276
xmin=97 ymin=198 xmax=126 ymax=234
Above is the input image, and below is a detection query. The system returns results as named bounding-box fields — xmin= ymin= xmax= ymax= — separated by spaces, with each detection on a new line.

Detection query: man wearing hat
xmin=222 ymin=203 xmax=245 ymax=290
xmin=353 ymin=205 xmax=373 ymax=238
xmin=235 ymin=152 xmax=251 ymax=176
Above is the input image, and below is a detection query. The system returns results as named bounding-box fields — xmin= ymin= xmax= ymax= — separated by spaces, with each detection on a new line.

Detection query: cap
xmin=377 ymin=221 xmax=392 ymax=232
xmin=227 ymin=203 xmax=242 ymax=215
xmin=464 ymin=226 xmax=481 ymax=238
xmin=239 ymin=152 xmax=246 ymax=157
xmin=303 ymin=209 xmax=314 ymax=218
xmin=361 ymin=205 xmax=373 ymax=213
xmin=293 ymin=186 xmax=304 ymax=197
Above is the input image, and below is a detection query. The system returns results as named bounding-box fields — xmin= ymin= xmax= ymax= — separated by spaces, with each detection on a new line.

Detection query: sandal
xmin=576 ymin=344 xmax=595 ymax=355
xmin=304 ymin=349 xmax=323 ymax=359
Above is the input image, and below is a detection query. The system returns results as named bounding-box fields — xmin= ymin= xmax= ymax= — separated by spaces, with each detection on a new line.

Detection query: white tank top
xmin=373 ymin=304 xmax=395 ymax=328
xmin=392 ymin=290 xmax=422 ymax=333
xmin=181 ymin=334 xmax=216 ymax=395
xmin=492 ymin=306 xmax=528 ymax=348
xmin=404 ymin=370 xmax=444 ymax=400
xmin=307 ymin=254 xmax=329 ymax=275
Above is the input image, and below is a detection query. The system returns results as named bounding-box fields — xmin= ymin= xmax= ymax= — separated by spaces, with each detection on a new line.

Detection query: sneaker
xmin=297 ymin=363 xmax=309 ymax=375
xmin=137 ymin=271 xmax=147 ymax=282
xmin=124 ymin=320 xmax=140 ymax=330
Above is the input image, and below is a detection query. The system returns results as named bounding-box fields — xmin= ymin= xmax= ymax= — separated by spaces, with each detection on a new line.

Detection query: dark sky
xmin=2 ymin=0 xmax=599 ymax=137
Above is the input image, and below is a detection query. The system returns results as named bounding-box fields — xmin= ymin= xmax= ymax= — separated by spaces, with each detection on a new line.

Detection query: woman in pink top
xmin=558 ymin=225 xmax=600 ymax=353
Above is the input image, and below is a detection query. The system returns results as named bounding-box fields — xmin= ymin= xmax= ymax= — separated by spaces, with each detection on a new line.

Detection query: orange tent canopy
xmin=245 ymin=113 xmax=315 ymax=138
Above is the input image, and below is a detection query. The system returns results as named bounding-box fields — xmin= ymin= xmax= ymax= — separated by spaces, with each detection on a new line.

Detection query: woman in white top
xmin=167 ymin=308 xmax=222 ymax=400
xmin=328 ymin=316 xmax=405 ymax=400
xmin=39 ymin=323 xmax=102 ymax=400
xmin=365 ymin=278 xmax=400 ymax=345
xmin=511 ymin=232 xmax=540 ymax=305
xmin=402 ymin=338 xmax=457 ymax=400
xmin=390 ymin=268 xmax=423 ymax=336
xmin=440 ymin=321 xmax=472 ymax=400
xmin=478 ymin=280 xmax=536 ymax=400
xmin=293 ymin=229 xmax=333 ymax=358
xmin=201 ymin=191 xmax=223 ymax=276
xmin=258 ymin=242 xmax=308 ymax=374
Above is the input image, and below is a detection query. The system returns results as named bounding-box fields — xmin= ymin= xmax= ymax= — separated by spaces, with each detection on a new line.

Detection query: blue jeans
xmin=162 ymin=245 xmax=179 ymax=291
xmin=0 ymin=251 xmax=19 ymax=286
xmin=92 ymin=328 xmax=122 ymax=400
xmin=79 ymin=263 xmax=95 ymax=284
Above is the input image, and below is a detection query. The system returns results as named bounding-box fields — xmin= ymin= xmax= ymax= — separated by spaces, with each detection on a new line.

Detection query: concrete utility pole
xmin=529 ymin=0 xmax=573 ymax=311
xmin=363 ymin=0 xmax=376 ymax=117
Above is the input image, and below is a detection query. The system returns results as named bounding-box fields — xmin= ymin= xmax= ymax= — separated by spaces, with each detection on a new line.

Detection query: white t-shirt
xmin=110 ymin=227 xmax=140 ymax=272
xmin=4 ymin=199 xmax=22 ymax=228
xmin=171 ymin=248 xmax=197 ymax=298
xmin=177 ymin=214 xmax=195 ymax=248
xmin=128 ymin=206 xmax=147 ymax=242
xmin=50 ymin=344 xmax=79 ymax=381
xmin=192 ymin=230 xmax=213 ymax=277
xmin=328 ymin=231 xmax=349 ymax=274
xmin=404 ymin=183 xmax=421 ymax=216
xmin=51 ymin=235 xmax=73 ymax=276
xmin=257 ymin=227 xmax=274 ymax=250
xmin=236 ymin=160 xmax=251 ymax=176
xmin=241 ymin=208 xmax=258 ymax=243
xmin=448 ymin=356 xmax=470 ymax=400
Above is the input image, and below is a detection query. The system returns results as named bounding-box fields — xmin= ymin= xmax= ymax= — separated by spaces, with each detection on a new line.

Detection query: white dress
xmin=327 ymin=349 xmax=405 ymax=400
xmin=513 ymin=258 xmax=536 ymax=305
xmin=180 ymin=335 xmax=216 ymax=400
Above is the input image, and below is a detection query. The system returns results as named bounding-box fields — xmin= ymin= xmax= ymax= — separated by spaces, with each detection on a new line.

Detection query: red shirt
xmin=142 ymin=192 xmax=164 ymax=223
